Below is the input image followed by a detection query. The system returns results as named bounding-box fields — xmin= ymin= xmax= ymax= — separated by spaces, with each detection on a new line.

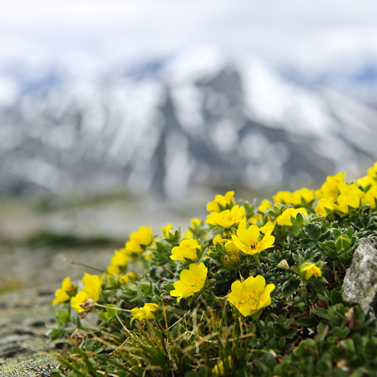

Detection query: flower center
xmin=248 ymin=240 xmax=257 ymax=249
xmin=191 ymin=279 xmax=199 ymax=286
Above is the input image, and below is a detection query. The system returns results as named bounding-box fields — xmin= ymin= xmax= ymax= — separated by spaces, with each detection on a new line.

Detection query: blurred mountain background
xmin=1 ymin=46 xmax=377 ymax=197
xmin=1 ymin=0 xmax=377 ymax=287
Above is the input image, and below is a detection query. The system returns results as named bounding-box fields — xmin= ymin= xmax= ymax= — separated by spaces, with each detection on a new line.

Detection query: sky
xmin=0 ymin=0 xmax=377 ymax=71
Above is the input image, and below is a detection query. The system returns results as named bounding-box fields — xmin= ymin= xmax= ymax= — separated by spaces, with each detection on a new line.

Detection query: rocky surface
xmin=342 ymin=238 xmax=377 ymax=314
xmin=0 ymin=193 xmax=207 ymax=288
xmin=0 ymin=288 xmax=61 ymax=376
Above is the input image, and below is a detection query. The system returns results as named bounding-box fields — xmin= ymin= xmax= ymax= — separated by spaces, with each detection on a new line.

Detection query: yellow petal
xmin=71 ymin=290 xmax=91 ymax=313
xmin=258 ymin=232 xmax=275 ymax=252
xmin=245 ymin=225 xmax=260 ymax=242
xmin=231 ymin=234 xmax=248 ymax=253
xmin=244 ymin=275 xmax=266 ymax=295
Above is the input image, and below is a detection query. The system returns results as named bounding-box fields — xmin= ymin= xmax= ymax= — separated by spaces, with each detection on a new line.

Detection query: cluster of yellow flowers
xmin=273 ymin=188 xmax=315 ymax=206
xmin=53 ymin=162 xmax=377 ymax=324
xmin=53 ymin=274 xmax=102 ymax=313
xmin=314 ymin=168 xmax=377 ymax=216
xmin=107 ymin=226 xmax=153 ymax=274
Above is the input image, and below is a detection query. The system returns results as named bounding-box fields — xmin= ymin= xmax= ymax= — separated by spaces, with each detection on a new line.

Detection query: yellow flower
xmin=206 ymin=191 xmax=234 ymax=212
xmin=358 ymin=175 xmax=374 ymax=189
xmin=362 ymin=185 xmax=377 ymax=208
xmin=71 ymin=289 xmax=91 ymax=313
xmin=182 ymin=229 xmax=191 ymax=239
xmin=249 ymin=213 xmax=263 ymax=225
xmin=213 ymin=234 xmax=225 ymax=247
xmin=225 ymin=240 xmax=238 ymax=254
xmin=107 ymin=248 xmax=131 ymax=275
xmin=238 ymin=218 xmax=247 ymax=230
xmin=206 ymin=205 xmax=245 ymax=229
xmin=335 ymin=182 xmax=363 ymax=213
xmin=170 ymin=238 xmax=201 ymax=262
xmin=53 ymin=277 xmax=75 ymax=305
xmin=119 ymin=272 xmax=137 ymax=285
xmin=130 ymin=303 xmax=159 ymax=323
xmin=315 ymin=172 xmax=345 ymax=199
xmin=143 ymin=249 xmax=153 ymax=261
xmin=258 ymin=199 xmax=272 ymax=212
xmin=213 ymin=356 xmax=233 ymax=376
xmin=273 ymin=191 xmax=295 ymax=205
xmin=274 ymin=188 xmax=314 ymax=206
xmin=275 ymin=207 xmax=309 ymax=226
xmin=232 ymin=225 xmax=275 ymax=255
xmin=182 ymin=218 xmax=203 ymax=239
xmin=70 ymin=274 xmax=101 ymax=312
xmin=212 ymin=236 xmax=239 ymax=263
xmin=162 ymin=223 xmax=173 ymax=237
xmin=126 ymin=226 xmax=153 ymax=252
xmin=293 ymin=188 xmax=315 ymax=204
xmin=224 ymin=240 xmax=239 ymax=265
xmin=227 ymin=275 xmax=275 ymax=317
xmin=107 ymin=264 xmax=121 ymax=275
xmin=300 ymin=264 xmax=321 ymax=280
xmin=368 ymin=162 xmax=377 ymax=181
xmin=259 ymin=221 xmax=275 ymax=234
xmin=82 ymin=273 xmax=102 ymax=302
xmin=190 ymin=218 xmax=203 ymax=227
xmin=170 ymin=262 xmax=208 ymax=302
xmin=315 ymin=197 xmax=336 ymax=217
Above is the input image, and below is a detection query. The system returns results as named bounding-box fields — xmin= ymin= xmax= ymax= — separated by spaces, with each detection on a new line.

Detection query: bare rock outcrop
xmin=342 ymin=238 xmax=377 ymax=314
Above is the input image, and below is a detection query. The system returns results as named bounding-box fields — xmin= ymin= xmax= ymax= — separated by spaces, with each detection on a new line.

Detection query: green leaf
xmin=317 ymin=360 xmax=330 ymax=374
xmin=353 ymin=306 xmax=365 ymax=322
xmin=304 ymin=223 xmax=322 ymax=241
xmin=262 ymin=352 xmax=277 ymax=369
xmin=281 ymin=277 xmax=300 ymax=299
xmin=155 ymin=241 xmax=166 ymax=252
xmin=294 ymin=213 xmax=304 ymax=226
xmin=318 ymin=229 xmax=332 ymax=241
xmin=285 ymin=328 xmax=298 ymax=339
xmin=244 ymin=201 xmax=255 ymax=217
xmin=321 ymin=241 xmax=337 ymax=256
xmin=56 ymin=309 xmax=71 ymax=325
xmin=312 ymin=308 xmax=331 ymax=320
xmin=47 ymin=327 xmax=68 ymax=341
xmin=99 ymin=311 xmax=110 ymax=322
xmin=163 ymin=281 xmax=175 ymax=292
xmin=296 ymin=317 xmax=318 ymax=327
xmin=106 ymin=307 xmax=116 ymax=319
xmin=272 ymin=323 xmax=285 ymax=337
xmin=279 ymin=337 xmax=286 ymax=348
xmin=268 ymin=249 xmax=291 ymax=267
xmin=330 ymin=290 xmax=344 ymax=305
xmin=333 ymin=229 xmax=341 ymax=239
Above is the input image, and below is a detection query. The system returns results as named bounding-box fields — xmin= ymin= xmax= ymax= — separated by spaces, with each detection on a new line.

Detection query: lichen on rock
xmin=342 ymin=238 xmax=377 ymax=314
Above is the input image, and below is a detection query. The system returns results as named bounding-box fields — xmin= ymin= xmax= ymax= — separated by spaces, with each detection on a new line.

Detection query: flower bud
xmin=80 ymin=298 xmax=95 ymax=311
xmin=71 ymin=328 xmax=87 ymax=347
xmin=277 ymin=259 xmax=289 ymax=269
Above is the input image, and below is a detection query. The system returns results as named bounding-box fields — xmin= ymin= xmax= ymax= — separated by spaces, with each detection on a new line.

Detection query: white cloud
xmin=0 ymin=0 xmax=377 ymax=68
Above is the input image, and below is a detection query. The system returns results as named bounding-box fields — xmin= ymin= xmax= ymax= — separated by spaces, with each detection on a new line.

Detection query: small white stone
xmin=277 ymin=259 xmax=290 ymax=269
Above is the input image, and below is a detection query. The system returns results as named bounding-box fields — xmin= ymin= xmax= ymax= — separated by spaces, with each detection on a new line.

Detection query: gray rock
xmin=342 ymin=238 xmax=377 ymax=313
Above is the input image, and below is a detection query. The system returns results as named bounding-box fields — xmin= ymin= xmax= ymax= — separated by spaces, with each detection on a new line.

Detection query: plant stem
xmin=254 ymin=254 xmax=261 ymax=267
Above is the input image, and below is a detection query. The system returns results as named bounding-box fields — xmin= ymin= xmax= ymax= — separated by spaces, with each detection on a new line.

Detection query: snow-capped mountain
xmin=1 ymin=47 xmax=377 ymax=197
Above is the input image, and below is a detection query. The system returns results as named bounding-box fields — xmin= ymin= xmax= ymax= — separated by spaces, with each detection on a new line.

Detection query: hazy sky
xmin=0 ymin=0 xmax=377 ymax=70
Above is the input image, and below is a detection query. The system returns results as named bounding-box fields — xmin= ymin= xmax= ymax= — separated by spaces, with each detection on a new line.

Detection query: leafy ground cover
xmin=50 ymin=163 xmax=377 ymax=376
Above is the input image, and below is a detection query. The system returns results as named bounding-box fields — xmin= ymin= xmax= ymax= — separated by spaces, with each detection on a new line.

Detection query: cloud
xmin=1 ymin=0 xmax=377 ymax=68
